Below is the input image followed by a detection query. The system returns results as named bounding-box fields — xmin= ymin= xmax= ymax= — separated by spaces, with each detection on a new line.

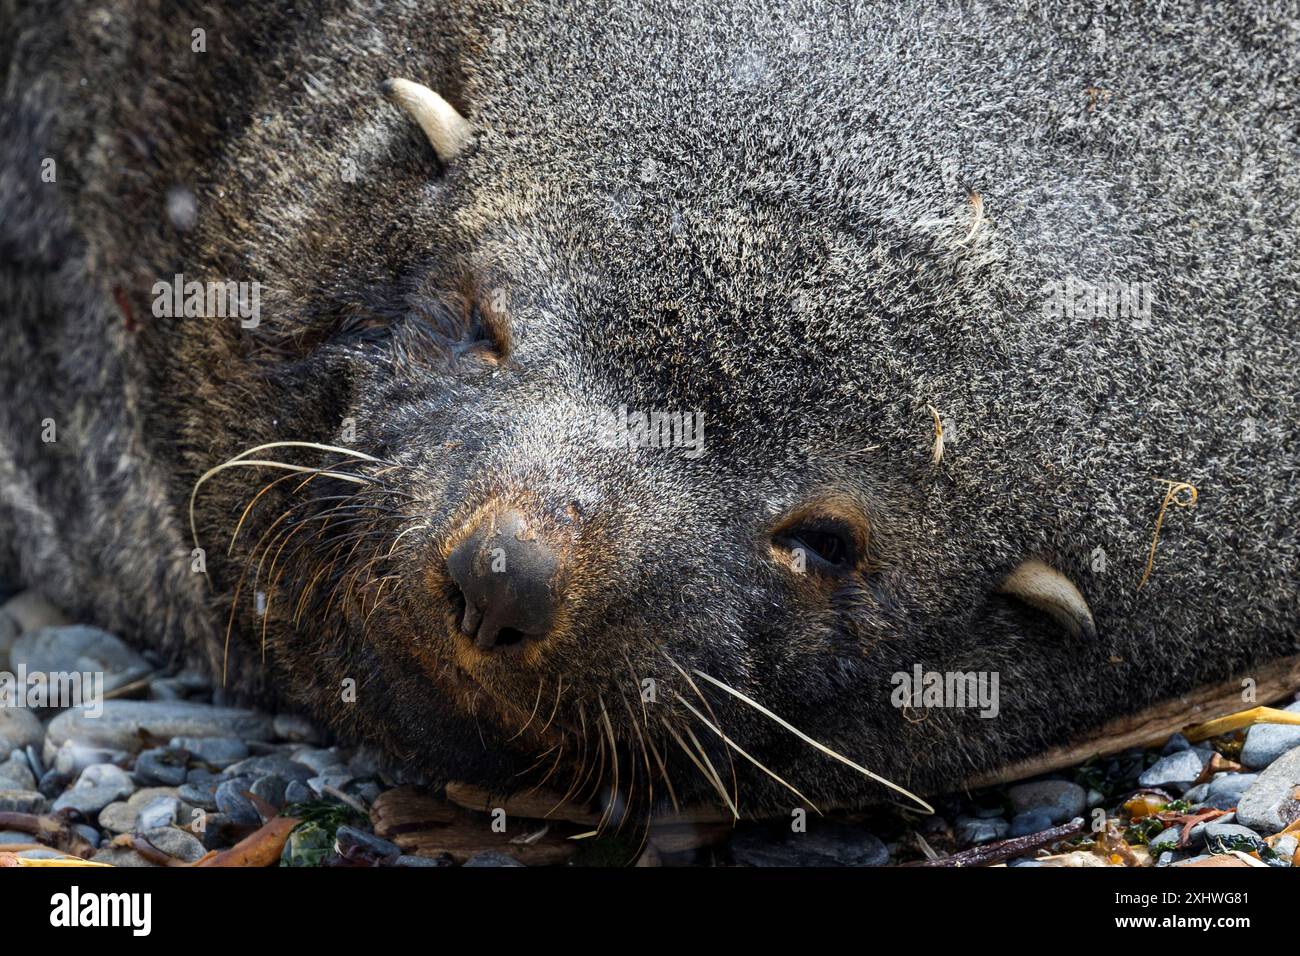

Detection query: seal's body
xmin=2 ymin=0 xmax=1297 ymax=811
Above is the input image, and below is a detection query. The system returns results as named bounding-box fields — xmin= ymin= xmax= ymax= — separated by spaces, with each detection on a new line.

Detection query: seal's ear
xmin=381 ymin=78 xmax=473 ymax=163
xmin=998 ymin=558 xmax=1096 ymax=640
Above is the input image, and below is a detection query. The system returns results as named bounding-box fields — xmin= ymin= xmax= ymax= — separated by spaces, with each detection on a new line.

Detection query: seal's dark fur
xmin=2 ymin=0 xmax=1297 ymax=811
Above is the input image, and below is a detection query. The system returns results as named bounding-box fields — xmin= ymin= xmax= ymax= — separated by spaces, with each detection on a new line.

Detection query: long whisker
xmin=674 ymin=692 xmax=820 ymax=813
xmin=662 ymin=718 xmax=738 ymax=820
xmin=691 ymin=669 xmax=934 ymax=814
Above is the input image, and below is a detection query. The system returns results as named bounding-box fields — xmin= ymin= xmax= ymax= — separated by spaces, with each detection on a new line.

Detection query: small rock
xmin=1162 ymin=733 xmax=1193 ymax=754
xmin=291 ymin=747 xmax=347 ymax=776
xmin=44 ymin=700 xmax=274 ymax=758
xmin=52 ymin=741 xmax=131 ymax=777
xmin=0 ymin=592 xmax=70 ymax=634
xmin=10 ymin=625 xmax=150 ymax=696
xmin=37 ymin=769 xmax=70 ymax=799
xmin=134 ymin=747 xmax=189 ymax=787
xmin=89 ymin=847 xmax=157 ymax=867
xmin=729 ymin=823 xmax=889 ymax=867
xmin=1009 ymin=810 xmax=1054 ymax=837
xmin=249 ymin=774 xmax=287 ymax=809
xmin=141 ymin=826 xmax=206 ymax=863
xmin=170 ymin=736 xmax=247 ymax=770
xmin=224 ymin=753 xmax=315 ymax=783
xmin=308 ymin=771 xmax=354 ymax=797
xmin=1188 ymin=812 xmax=1230 ymax=845
xmin=214 ymin=777 xmax=261 ymax=825
xmin=955 ymin=815 xmax=1009 ymax=845
xmin=0 ymin=708 xmax=42 ymax=754
xmin=0 ymin=789 xmax=48 ymax=813
xmin=283 ymin=779 xmax=313 ymax=805
xmin=96 ymin=802 xmax=135 ymax=833
xmin=335 ymin=825 xmax=401 ymax=865
xmin=274 ymin=714 xmax=323 ymax=744
xmin=463 ymin=851 xmax=526 ymax=867
xmin=1182 ymin=783 xmax=1210 ymax=804
xmin=73 ymin=823 xmax=101 ymax=849
xmin=136 ymin=795 xmax=181 ymax=830
xmin=0 ymin=752 xmax=36 ymax=790
xmin=1273 ymin=835 xmax=1297 ymax=863
xmin=1148 ymin=828 xmax=1184 ymax=852
xmin=0 ymin=830 xmax=34 ymax=844
xmin=52 ymin=763 xmax=135 ymax=815
xmin=1235 ymin=747 xmax=1300 ymax=834
xmin=178 ymin=779 xmax=219 ymax=812
xmin=1203 ymin=822 xmax=1266 ymax=854
xmin=1138 ymin=750 xmax=1205 ymax=790
xmin=1008 ymin=780 xmax=1086 ymax=824
xmin=195 ymin=812 xmax=237 ymax=850
xmin=1240 ymin=701 xmax=1300 ymax=769
xmin=1207 ymin=773 xmax=1257 ymax=798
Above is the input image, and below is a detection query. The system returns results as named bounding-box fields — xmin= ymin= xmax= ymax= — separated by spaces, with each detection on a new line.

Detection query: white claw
xmin=998 ymin=558 xmax=1097 ymax=639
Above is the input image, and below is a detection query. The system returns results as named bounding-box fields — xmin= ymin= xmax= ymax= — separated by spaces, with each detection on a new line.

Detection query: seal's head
xmin=195 ymin=55 xmax=1113 ymax=819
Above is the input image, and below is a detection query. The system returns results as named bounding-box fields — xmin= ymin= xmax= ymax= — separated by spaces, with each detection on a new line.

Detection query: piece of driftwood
xmin=372 ymin=786 xmax=577 ymax=865
xmin=967 ymin=652 xmax=1300 ymax=789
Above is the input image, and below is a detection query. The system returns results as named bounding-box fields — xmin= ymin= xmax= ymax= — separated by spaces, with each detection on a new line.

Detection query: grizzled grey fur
xmin=1 ymin=0 xmax=1297 ymax=812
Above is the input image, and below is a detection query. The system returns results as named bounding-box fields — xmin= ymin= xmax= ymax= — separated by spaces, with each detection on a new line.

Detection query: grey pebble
xmin=215 ymin=777 xmax=261 ymax=825
xmin=170 ymin=736 xmax=248 ymax=770
xmin=1207 ymin=772 xmax=1258 ymax=798
xmin=1008 ymin=780 xmax=1086 ymax=824
xmin=224 ymin=753 xmax=315 ymax=783
xmin=0 ymin=708 xmax=42 ymax=754
xmin=1009 ymin=809 xmax=1055 ymax=837
xmin=0 ymin=752 xmax=36 ymax=790
xmin=136 ymin=795 xmax=181 ymax=830
xmin=1240 ymin=701 xmax=1300 ymax=769
xmin=52 ymin=740 xmax=130 ymax=777
xmin=335 ymin=825 xmax=401 ymax=864
xmin=178 ymin=779 xmax=219 ymax=813
xmin=52 ymin=762 xmax=135 ymax=815
xmin=283 ymin=779 xmax=313 ymax=805
xmin=1203 ymin=821 xmax=1265 ymax=854
xmin=729 ymin=823 xmax=889 ymax=867
xmin=955 ymin=815 xmax=1009 ymax=845
xmin=10 ymin=625 xmax=150 ymax=695
xmin=134 ymin=747 xmax=189 ymax=787
xmin=1137 ymin=750 xmax=1205 ymax=790
xmin=249 ymin=773 xmax=287 ymax=809
xmin=291 ymin=747 xmax=347 ymax=776
xmin=1235 ymin=747 xmax=1300 ymax=834
xmin=141 ymin=826 xmax=206 ymax=863
xmin=44 ymin=700 xmax=274 ymax=759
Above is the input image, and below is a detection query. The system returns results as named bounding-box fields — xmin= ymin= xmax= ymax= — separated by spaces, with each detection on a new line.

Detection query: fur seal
xmin=1 ymin=0 xmax=1297 ymax=817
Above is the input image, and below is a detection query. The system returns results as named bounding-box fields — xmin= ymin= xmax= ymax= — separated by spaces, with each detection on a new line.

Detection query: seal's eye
xmin=773 ymin=517 xmax=862 ymax=574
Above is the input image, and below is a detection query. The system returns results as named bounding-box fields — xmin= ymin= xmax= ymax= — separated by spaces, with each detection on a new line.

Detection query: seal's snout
xmin=446 ymin=509 xmax=562 ymax=651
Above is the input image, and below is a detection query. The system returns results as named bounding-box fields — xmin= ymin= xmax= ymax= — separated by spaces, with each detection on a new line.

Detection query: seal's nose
xmin=446 ymin=509 xmax=561 ymax=651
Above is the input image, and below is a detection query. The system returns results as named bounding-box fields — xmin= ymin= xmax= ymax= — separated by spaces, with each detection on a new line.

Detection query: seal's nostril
xmin=445 ymin=508 xmax=562 ymax=652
